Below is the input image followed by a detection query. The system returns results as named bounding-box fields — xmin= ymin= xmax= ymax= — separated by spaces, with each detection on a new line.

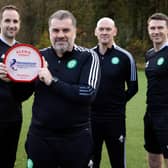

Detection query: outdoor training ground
xmin=15 ymin=70 xmax=148 ymax=168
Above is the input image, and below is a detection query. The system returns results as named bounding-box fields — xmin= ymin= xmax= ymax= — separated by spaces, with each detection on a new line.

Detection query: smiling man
xmin=0 ymin=5 xmax=20 ymax=46
xmin=48 ymin=15 xmax=76 ymax=57
xmin=0 ymin=5 xmax=24 ymax=168
xmin=25 ymin=10 xmax=100 ymax=168
xmin=90 ymin=17 xmax=138 ymax=168
xmin=144 ymin=13 xmax=168 ymax=168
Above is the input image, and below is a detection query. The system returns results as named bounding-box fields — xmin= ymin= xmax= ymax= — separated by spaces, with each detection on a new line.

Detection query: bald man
xmin=90 ymin=17 xmax=138 ymax=168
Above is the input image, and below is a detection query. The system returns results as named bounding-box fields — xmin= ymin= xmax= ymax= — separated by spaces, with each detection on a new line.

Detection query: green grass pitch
xmin=14 ymin=70 xmax=148 ymax=168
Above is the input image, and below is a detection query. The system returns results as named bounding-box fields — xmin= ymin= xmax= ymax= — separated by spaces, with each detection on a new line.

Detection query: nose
xmin=102 ymin=29 xmax=109 ymax=34
xmin=57 ymin=30 xmax=65 ymax=38
xmin=153 ymin=28 xmax=160 ymax=34
xmin=8 ymin=21 xmax=16 ymax=28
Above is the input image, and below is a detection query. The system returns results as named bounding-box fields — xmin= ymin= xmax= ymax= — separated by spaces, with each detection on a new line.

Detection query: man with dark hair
xmin=144 ymin=12 xmax=168 ymax=168
xmin=25 ymin=10 xmax=100 ymax=168
xmin=0 ymin=4 xmax=29 ymax=168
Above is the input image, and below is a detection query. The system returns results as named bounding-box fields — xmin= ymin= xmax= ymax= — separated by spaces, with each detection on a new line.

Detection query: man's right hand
xmin=0 ymin=63 xmax=11 ymax=82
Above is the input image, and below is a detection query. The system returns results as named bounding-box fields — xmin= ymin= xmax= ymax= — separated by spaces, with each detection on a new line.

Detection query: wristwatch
xmin=52 ymin=76 xmax=59 ymax=83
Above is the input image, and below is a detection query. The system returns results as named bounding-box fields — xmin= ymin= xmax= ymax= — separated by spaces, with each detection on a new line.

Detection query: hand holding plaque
xmin=4 ymin=44 xmax=43 ymax=82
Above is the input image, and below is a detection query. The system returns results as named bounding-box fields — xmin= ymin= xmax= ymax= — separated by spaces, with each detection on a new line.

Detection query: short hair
xmin=96 ymin=17 xmax=115 ymax=28
xmin=48 ymin=10 xmax=76 ymax=27
xmin=0 ymin=5 xmax=20 ymax=21
xmin=147 ymin=12 xmax=168 ymax=27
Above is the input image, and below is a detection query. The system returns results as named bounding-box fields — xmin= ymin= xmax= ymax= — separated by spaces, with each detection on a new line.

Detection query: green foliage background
xmin=1 ymin=0 xmax=168 ymax=62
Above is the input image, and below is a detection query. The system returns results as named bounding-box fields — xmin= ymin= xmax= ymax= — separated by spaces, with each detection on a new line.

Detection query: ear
xmin=113 ymin=26 xmax=118 ymax=37
xmin=147 ymin=25 xmax=150 ymax=33
xmin=74 ymin=27 xmax=77 ymax=39
xmin=94 ymin=28 xmax=97 ymax=37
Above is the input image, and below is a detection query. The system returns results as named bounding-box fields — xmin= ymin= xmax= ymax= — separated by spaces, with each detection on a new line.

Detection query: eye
xmin=63 ymin=28 xmax=70 ymax=33
xmin=98 ymin=28 xmax=104 ymax=31
xmin=52 ymin=29 xmax=59 ymax=33
xmin=106 ymin=28 xmax=112 ymax=31
xmin=13 ymin=19 xmax=19 ymax=23
xmin=4 ymin=19 xmax=11 ymax=23
xmin=149 ymin=27 xmax=155 ymax=30
xmin=157 ymin=26 xmax=164 ymax=30
xmin=4 ymin=18 xmax=19 ymax=24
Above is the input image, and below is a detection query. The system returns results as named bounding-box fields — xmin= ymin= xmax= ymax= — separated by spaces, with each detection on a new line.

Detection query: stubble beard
xmin=6 ymin=27 xmax=19 ymax=38
xmin=53 ymin=42 xmax=70 ymax=55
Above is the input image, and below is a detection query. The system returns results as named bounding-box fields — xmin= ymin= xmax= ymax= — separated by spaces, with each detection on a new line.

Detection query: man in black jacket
xmin=144 ymin=12 xmax=168 ymax=168
xmin=0 ymin=5 xmax=30 ymax=168
xmin=91 ymin=17 xmax=138 ymax=168
xmin=25 ymin=10 xmax=100 ymax=168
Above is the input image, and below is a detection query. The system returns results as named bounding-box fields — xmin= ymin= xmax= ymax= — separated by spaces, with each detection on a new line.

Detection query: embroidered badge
xmin=157 ymin=57 xmax=164 ymax=66
xmin=27 ymin=158 xmax=34 ymax=168
xmin=111 ymin=57 xmax=120 ymax=64
xmin=67 ymin=59 xmax=77 ymax=69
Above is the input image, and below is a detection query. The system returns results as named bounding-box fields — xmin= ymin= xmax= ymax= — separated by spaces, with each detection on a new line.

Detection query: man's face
xmin=148 ymin=19 xmax=168 ymax=45
xmin=0 ymin=9 xmax=20 ymax=40
xmin=95 ymin=19 xmax=117 ymax=46
xmin=49 ymin=18 xmax=76 ymax=55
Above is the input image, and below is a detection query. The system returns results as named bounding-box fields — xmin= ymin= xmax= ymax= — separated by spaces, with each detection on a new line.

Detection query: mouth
xmin=153 ymin=36 xmax=161 ymax=40
xmin=101 ymin=37 xmax=109 ymax=41
xmin=55 ymin=41 xmax=67 ymax=46
xmin=55 ymin=38 xmax=67 ymax=43
xmin=8 ymin=30 xmax=15 ymax=34
xmin=8 ymin=28 xmax=17 ymax=33
xmin=100 ymin=35 xmax=109 ymax=39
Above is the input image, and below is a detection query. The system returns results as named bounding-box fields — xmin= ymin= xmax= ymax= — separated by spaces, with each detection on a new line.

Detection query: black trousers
xmin=91 ymin=119 xmax=126 ymax=168
xmin=144 ymin=107 xmax=168 ymax=158
xmin=0 ymin=121 xmax=22 ymax=168
xmin=25 ymin=128 xmax=93 ymax=168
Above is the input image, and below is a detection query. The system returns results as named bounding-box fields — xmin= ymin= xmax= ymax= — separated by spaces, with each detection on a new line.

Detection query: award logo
xmin=4 ymin=43 xmax=43 ymax=82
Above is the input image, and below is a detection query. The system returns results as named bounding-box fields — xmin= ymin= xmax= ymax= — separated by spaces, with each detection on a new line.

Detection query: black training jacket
xmin=29 ymin=45 xmax=101 ymax=131
xmin=91 ymin=45 xmax=138 ymax=121
xmin=0 ymin=39 xmax=31 ymax=122
xmin=145 ymin=45 xmax=168 ymax=106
